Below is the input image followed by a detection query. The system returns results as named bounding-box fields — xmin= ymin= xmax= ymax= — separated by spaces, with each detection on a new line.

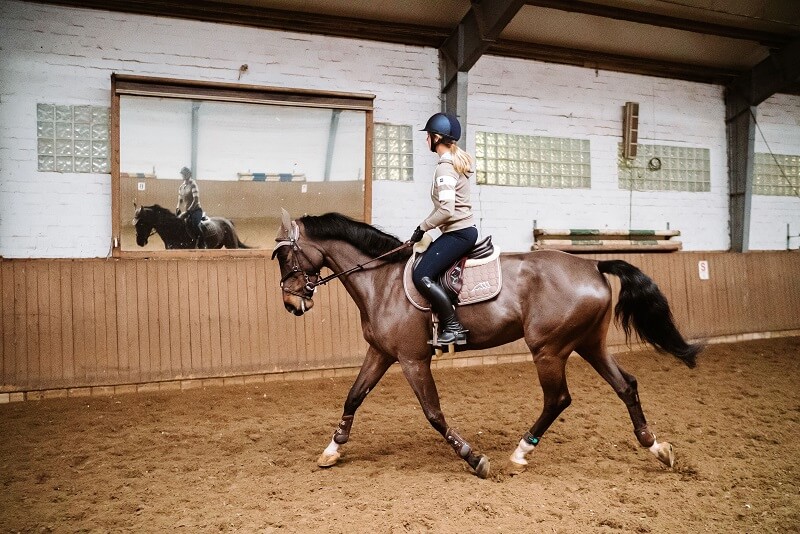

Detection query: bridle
xmin=273 ymin=221 xmax=410 ymax=298
xmin=272 ymin=222 xmax=322 ymax=298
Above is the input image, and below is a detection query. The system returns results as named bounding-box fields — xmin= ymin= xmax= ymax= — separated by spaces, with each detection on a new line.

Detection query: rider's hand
xmin=408 ymin=226 xmax=425 ymax=243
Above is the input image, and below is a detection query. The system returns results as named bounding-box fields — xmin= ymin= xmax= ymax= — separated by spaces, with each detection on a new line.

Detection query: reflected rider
xmin=176 ymin=166 xmax=205 ymax=248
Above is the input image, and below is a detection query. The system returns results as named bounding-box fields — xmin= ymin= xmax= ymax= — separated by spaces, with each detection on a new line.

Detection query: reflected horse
xmin=272 ymin=212 xmax=701 ymax=478
xmin=133 ymin=204 xmax=249 ymax=249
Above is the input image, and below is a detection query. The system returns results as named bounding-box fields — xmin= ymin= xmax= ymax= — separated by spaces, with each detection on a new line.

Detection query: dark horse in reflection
xmin=133 ymin=204 xmax=249 ymax=249
xmin=273 ymin=211 xmax=702 ymax=479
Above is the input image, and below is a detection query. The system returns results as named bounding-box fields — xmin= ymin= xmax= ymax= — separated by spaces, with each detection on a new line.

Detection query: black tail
xmin=598 ymin=259 xmax=701 ymax=368
xmin=237 ymin=240 xmax=251 ymax=249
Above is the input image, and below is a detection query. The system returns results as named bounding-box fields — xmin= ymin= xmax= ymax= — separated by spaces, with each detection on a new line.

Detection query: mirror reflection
xmin=120 ymin=96 xmax=367 ymax=250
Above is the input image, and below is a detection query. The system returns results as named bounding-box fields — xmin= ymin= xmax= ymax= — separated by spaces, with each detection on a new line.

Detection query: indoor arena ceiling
xmin=28 ymin=0 xmax=800 ymax=90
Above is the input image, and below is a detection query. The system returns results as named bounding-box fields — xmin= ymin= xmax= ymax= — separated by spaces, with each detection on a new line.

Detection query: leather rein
xmin=273 ymin=226 xmax=410 ymax=298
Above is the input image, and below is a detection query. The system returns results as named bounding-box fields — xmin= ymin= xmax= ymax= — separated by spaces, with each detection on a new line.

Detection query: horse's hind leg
xmin=509 ymin=349 xmax=571 ymax=470
xmin=577 ymin=340 xmax=675 ymax=467
xmin=318 ymin=347 xmax=394 ymax=467
xmin=398 ymin=357 xmax=490 ymax=479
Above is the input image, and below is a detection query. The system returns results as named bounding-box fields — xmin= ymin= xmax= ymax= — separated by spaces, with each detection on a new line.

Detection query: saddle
xmin=403 ymin=236 xmax=502 ymax=311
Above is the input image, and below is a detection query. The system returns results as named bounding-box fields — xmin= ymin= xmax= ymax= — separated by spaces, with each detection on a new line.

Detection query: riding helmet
xmin=421 ymin=113 xmax=461 ymax=142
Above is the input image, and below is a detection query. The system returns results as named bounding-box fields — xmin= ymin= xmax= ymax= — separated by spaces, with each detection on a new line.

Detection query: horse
xmin=272 ymin=211 xmax=701 ymax=479
xmin=133 ymin=204 xmax=249 ymax=249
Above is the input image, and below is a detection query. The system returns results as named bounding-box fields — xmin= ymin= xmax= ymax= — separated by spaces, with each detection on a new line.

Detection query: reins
xmin=275 ymin=228 xmax=411 ymax=296
xmin=311 ymin=241 xmax=411 ymax=289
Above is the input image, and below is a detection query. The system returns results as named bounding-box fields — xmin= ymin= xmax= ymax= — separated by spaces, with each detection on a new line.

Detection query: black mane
xmin=300 ymin=213 xmax=412 ymax=263
xmin=146 ymin=204 xmax=175 ymax=217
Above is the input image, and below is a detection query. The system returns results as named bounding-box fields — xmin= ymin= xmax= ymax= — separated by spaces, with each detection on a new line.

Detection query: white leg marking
xmin=323 ymin=439 xmax=340 ymax=457
xmin=510 ymin=439 xmax=536 ymax=465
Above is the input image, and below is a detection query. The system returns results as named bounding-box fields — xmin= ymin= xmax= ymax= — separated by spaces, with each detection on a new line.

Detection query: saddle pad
xmin=403 ymin=253 xmax=503 ymax=311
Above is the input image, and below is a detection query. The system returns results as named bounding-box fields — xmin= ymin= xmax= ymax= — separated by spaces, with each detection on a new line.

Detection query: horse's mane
xmin=146 ymin=204 xmax=175 ymax=217
xmin=300 ymin=213 xmax=412 ymax=263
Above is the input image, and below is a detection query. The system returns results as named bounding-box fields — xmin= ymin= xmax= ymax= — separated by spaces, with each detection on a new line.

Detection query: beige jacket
xmin=420 ymin=153 xmax=473 ymax=233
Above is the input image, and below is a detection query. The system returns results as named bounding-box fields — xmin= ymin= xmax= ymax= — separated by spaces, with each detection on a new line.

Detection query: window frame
xmin=111 ymin=73 xmax=374 ymax=257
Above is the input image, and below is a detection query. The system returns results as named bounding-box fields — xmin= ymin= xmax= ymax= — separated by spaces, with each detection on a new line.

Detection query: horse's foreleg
xmin=579 ymin=344 xmax=675 ymax=468
xmin=317 ymin=347 xmax=394 ymax=468
xmin=399 ymin=358 xmax=490 ymax=479
xmin=509 ymin=353 xmax=571 ymax=471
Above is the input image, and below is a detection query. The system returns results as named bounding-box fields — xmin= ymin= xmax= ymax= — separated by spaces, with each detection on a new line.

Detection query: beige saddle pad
xmin=403 ymin=249 xmax=502 ymax=311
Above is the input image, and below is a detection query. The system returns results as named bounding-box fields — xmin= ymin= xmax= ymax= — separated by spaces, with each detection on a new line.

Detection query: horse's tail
xmin=598 ymin=259 xmax=701 ymax=368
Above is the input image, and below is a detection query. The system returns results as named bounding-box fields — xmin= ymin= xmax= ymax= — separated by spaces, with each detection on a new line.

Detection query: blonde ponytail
xmin=447 ymin=143 xmax=474 ymax=176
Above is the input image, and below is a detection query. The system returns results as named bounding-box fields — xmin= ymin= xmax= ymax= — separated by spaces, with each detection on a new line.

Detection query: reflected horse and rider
xmin=133 ymin=167 xmax=249 ymax=249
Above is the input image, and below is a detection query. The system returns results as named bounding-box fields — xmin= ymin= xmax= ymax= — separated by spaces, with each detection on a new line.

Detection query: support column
xmin=442 ymin=70 xmax=469 ymax=149
xmin=725 ymin=97 xmax=756 ymax=252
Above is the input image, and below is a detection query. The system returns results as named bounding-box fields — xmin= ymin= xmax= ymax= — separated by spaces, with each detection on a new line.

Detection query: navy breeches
xmin=412 ymin=226 xmax=478 ymax=291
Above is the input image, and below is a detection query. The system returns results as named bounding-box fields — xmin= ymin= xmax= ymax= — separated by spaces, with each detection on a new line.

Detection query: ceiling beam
xmin=23 ymin=0 xmax=800 ymax=94
xmin=489 ymin=40 xmax=741 ymax=85
xmin=23 ymin=0 xmax=450 ymax=48
xmin=525 ymin=0 xmax=794 ymax=47
xmin=440 ymin=0 xmax=527 ymax=93
xmin=726 ymin=37 xmax=800 ymax=120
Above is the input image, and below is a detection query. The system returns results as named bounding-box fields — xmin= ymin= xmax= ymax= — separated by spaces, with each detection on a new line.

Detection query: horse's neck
xmin=152 ymin=213 xmax=188 ymax=245
xmin=321 ymin=241 xmax=402 ymax=310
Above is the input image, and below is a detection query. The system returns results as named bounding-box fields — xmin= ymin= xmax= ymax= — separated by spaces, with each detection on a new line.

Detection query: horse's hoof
xmin=506 ymin=459 xmax=527 ymax=476
xmin=317 ymin=451 xmax=340 ymax=468
xmin=474 ymin=455 xmax=490 ymax=479
xmin=653 ymin=442 xmax=675 ymax=468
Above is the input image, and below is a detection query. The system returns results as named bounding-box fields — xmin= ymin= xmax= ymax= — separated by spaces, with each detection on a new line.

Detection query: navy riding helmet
xmin=421 ymin=113 xmax=461 ymax=151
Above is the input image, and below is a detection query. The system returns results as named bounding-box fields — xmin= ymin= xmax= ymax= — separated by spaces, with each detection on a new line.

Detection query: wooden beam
xmin=489 ymin=40 xmax=741 ymax=85
xmin=726 ymin=37 xmax=800 ymax=121
xmin=23 ymin=0 xmax=450 ymax=48
xmin=440 ymin=0 xmax=527 ymax=93
xmin=525 ymin=0 xmax=794 ymax=47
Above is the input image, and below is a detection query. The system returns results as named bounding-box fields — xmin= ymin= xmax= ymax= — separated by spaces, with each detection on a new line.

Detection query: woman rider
xmin=409 ymin=113 xmax=478 ymax=345
xmin=176 ymin=166 xmax=204 ymax=248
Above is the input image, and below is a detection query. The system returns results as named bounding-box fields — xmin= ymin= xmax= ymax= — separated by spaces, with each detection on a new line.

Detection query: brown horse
xmin=273 ymin=211 xmax=701 ymax=478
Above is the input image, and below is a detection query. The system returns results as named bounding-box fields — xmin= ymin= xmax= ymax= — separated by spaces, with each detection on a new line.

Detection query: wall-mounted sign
xmin=698 ymin=260 xmax=709 ymax=280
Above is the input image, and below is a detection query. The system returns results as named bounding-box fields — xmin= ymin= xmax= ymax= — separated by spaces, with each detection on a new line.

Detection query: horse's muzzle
xmin=285 ymin=296 xmax=313 ymax=316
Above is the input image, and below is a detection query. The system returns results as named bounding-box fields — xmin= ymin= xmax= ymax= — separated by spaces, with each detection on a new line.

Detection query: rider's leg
xmin=418 ymin=276 xmax=464 ymax=344
xmin=412 ymin=226 xmax=478 ymax=344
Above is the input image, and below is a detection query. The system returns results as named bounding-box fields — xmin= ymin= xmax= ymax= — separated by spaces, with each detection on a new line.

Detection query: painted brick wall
xmin=1 ymin=1 xmax=798 ymax=257
xmin=468 ymin=56 xmax=732 ymax=251
xmin=750 ymin=94 xmax=800 ymax=251
xmin=0 ymin=0 xmax=439 ymax=257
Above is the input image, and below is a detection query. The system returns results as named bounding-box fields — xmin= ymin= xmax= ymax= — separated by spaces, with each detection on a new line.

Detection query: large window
xmin=475 ymin=132 xmax=591 ymax=188
xmin=112 ymin=75 xmax=374 ymax=254
xmin=754 ymin=153 xmax=800 ymax=196
xmin=618 ymin=144 xmax=710 ymax=192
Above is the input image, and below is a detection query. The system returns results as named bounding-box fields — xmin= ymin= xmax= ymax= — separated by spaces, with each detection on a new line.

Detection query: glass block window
xmin=618 ymin=144 xmax=710 ymax=192
xmin=37 ymin=104 xmax=110 ymax=173
xmin=754 ymin=153 xmax=800 ymax=196
xmin=475 ymin=132 xmax=591 ymax=188
xmin=373 ymin=123 xmax=413 ymax=181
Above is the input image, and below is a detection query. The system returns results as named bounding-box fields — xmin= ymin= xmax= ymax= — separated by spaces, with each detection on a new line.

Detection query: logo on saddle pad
xmin=403 ymin=250 xmax=503 ymax=311
xmin=471 ymin=281 xmax=492 ymax=292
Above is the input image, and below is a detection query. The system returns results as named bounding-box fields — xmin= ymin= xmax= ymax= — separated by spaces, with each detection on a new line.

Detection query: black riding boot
xmin=419 ymin=276 xmax=467 ymax=345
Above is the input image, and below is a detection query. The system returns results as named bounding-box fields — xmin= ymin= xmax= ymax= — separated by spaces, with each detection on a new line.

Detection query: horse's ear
xmin=280 ymin=208 xmax=292 ymax=233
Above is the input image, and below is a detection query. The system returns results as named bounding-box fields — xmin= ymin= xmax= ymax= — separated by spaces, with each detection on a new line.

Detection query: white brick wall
xmin=0 ymin=0 xmax=440 ymax=257
xmin=468 ymin=56 xmax=731 ymax=251
xmin=750 ymin=94 xmax=800 ymax=250
xmin=1 ymin=0 xmax=798 ymax=257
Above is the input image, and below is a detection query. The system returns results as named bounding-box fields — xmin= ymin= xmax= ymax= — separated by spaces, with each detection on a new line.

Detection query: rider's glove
xmin=409 ymin=226 xmax=425 ymax=243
